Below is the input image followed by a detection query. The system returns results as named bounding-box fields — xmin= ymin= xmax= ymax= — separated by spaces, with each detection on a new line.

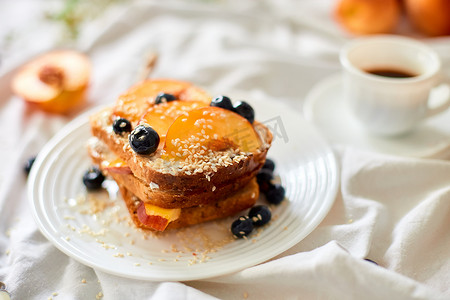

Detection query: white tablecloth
xmin=1 ymin=1 xmax=449 ymax=299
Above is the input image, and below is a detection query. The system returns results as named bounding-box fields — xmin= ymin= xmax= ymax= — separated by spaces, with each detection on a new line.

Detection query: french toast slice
xmin=87 ymin=137 xmax=259 ymax=209
xmin=118 ymin=178 xmax=259 ymax=231
xmin=88 ymin=79 xmax=272 ymax=231
xmin=89 ymin=106 xmax=272 ymax=196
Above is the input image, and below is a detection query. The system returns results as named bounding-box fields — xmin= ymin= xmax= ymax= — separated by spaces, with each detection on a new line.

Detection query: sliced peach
xmin=163 ymin=107 xmax=262 ymax=159
xmin=136 ymin=202 xmax=181 ymax=231
xmin=12 ymin=50 xmax=90 ymax=114
xmin=179 ymin=85 xmax=211 ymax=102
xmin=113 ymin=79 xmax=211 ymax=123
xmin=139 ymin=100 xmax=208 ymax=139
xmin=101 ymin=157 xmax=132 ymax=174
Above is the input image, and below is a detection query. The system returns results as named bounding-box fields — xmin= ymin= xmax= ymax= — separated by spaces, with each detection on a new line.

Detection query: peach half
xmin=12 ymin=50 xmax=91 ymax=114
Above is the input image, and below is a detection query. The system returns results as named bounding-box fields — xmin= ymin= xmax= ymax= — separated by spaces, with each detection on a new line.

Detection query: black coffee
xmin=365 ymin=68 xmax=417 ymax=78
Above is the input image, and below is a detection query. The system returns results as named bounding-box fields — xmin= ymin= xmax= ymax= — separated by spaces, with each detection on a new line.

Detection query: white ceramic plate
xmin=304 ymin=74 xmax=450 ymax=159
xmin=28 ymin=97 xmax=338 ymax=281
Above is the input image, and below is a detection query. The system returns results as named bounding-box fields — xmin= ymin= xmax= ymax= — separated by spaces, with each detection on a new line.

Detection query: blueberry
xmin=256 ymin=168 xmax=274 ymax=193
xmin=262 ymin=158 xmax=275 ymax=172
xmin=233 ymin=101 xmax=255 ymax=124
xmin=129 ymin=124 xmax=160 ymax=155
xmin=83 ymin=167 xmax=105 ymax=190
xmin=265 ymin=184 xmax=285 ymax=205
xmin=113 ymin=118 xmax=132 ymax=134
xmin=364 ymin=259 xmax=378 ymax=265
xmin=210 ymin=95 xmax=235 ymax=111
xmin=155 ymin=92 xmax=177 ymax=104
xmin=231 ymin=216 xmax=254 ymax=238
xmin=256 ymin=168 xmax=274 ymax=183
xmin=24 ymin=156 xmax=36 ymax=175
xmin=248 ymin=205 xmax=271 ymax=227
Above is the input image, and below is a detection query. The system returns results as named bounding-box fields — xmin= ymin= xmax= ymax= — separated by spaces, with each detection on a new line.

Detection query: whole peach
xmin=405 ymin=0 xmax=450 ymax=36
xmin=335 ymin=0 xmax=401 ymax=35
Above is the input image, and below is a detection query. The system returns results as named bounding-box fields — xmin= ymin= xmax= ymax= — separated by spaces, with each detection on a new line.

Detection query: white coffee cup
xmin=340 ymin=35 xmax=450 ymax=136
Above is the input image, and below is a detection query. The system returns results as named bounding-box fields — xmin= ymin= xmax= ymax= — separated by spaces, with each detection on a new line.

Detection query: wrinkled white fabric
xmin=1 ymin=1 xmax=449 ymax=299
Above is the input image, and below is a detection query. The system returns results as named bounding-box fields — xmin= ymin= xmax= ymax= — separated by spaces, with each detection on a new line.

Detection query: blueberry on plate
xmin=248 ymin=205 xmax=271 ymax=227
xmin=83 ymin=167 xmax=105 ymax=190
xmin=24 ymin=156 xmax=36 ymax=175
xmin=231 ymin=216 xmax=254 ymax=238
xmin=155 ymin=92 xmax=177 ymax=104
xmin=256 ymin=168 xmax=274 ymax=193
xmin=233 ymin=101 xmax=255 ymax=124
xmin=129 ymin=124 xmax=160 ymax=155
xmin=364 ymin=259 xmax=378 ymax=265
xmin=262 ymin=158 xmax=275 ymax=172
xmin=113 ymin=117 xmax=132 ymax=134
xmin=256 ymin=168 xmax=274 ymax=183
xmin=210 ymin=95 xmax=235 ymax=111
xmin=265 ymin=184 xmax=285 ymax=205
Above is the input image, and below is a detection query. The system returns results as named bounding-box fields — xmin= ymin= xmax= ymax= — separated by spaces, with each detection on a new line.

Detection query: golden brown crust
xmin=87 ymin=138 xmax=260 ymax=208
xmin=89 ymin=107 xmax=272 ymax=196
xmin=118 ymin=178 xmax=259 ymax=230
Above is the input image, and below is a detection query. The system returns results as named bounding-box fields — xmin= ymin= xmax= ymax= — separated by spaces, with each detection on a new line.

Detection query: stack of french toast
xmin=87 ymin=79 xmax=272 ymax=231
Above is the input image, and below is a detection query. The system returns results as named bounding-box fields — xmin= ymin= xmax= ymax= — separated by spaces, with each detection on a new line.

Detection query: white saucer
xmin=303 ymin=74 xmax=450 ymax=159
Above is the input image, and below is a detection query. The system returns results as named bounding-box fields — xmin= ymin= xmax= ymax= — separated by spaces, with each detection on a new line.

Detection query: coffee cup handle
xmin=425 ymin=83 xmax=450 ymax=118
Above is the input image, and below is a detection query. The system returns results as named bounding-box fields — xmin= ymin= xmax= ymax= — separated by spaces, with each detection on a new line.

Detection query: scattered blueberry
xmin=249 ymin=205 xmax=271 ymax=227
xmin=83 ymin=167 xmax=105 ymax=190
xmin=256 ymin=168 xmax=274 ymax=193
xmin=129 ymin=124 xmax=160 ymax=155
xmin=231 ymin=216 xmax=254 ymax=238
xmin=262 ymin=158 xmax=275 ymax=172
xmin=155 ymin=92 xmax=177 ymax=104
xmin=233 ymin=101 xmax=255 ymax=124
xmin=364 ymin=259 xmax=378 ymax=265
xmin=265 ymin=184 xmax=285 ymax=205
xmin=256 ymin=168 xmax=274 ymax=183
xmin=113 ymin=118 xmax=132 ymax=134
xmin=24 ymin=156 xmax=36 ymax=175
xmin=210 ymin=95 xmax=235 ymax=111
